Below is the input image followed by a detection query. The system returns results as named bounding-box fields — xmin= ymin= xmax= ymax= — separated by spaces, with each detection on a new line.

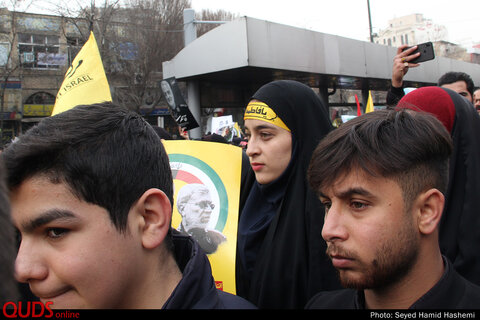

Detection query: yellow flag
xmin=163 ymin=140 xmax=242 ymax=294
xmin=366 ymin=90 xmax=374 ymax=113
xmin=52 ymin=32 xmax=112 ymax=116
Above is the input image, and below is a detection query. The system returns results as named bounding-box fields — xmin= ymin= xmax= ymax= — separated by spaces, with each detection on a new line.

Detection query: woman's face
xmin=244 ymin=119 xmax=292 ymax=184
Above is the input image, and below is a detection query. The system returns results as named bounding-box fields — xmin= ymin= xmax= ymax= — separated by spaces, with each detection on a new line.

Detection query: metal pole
xmin=181 ymin=9 xmax=226 ymax=139
xmin=183 ymin=8 xmax=197 ymax=46
xmin=367 ymin=0 xmax=374 ymax=43
xmin=183 ymin=9 xmax=201 ymax=139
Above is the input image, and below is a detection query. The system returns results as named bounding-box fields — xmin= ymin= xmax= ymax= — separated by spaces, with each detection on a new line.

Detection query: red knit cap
xmin=397 ymin=86 xmax=456 ymax=133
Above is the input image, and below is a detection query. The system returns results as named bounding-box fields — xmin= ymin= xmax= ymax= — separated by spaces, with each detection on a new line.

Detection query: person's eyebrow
xmin=335 ymin=187 xmax=376 ymax=200
xmin=21 ymin=209 xmax=78 ymax=234
xmin=253 ymin=123 xmax=278 ymax=130
xmin=317 ymin=191 xmax=329 ymax=200
xmin=245 ymin=123 xmax=279 ymax=134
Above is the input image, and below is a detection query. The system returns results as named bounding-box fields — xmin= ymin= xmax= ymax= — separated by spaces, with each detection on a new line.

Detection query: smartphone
xmin=402 ymin=42 xmax=435 ymax=63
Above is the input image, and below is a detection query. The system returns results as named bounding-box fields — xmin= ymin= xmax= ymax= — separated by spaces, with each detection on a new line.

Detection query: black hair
xmin=438 ymin=72 xmax=474 ymax=98
xmin=2 ymin=102 xmax=174 ymax=249
xmin=308 ymin=109 xmax=453 ymax=209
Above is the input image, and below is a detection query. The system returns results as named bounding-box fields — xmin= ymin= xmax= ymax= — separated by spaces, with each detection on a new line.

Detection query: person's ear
xmin=134 ymin=188 xmax=172 ymax=249
xmin=415 ymin=188 xmax=444 ymax=235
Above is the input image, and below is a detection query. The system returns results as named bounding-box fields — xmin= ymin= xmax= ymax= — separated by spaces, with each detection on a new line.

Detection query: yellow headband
xmin=244 ymin=101 xmax=290 ymax=132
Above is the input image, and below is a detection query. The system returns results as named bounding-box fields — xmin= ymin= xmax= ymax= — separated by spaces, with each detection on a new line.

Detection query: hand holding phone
xmin=402 ymin=42 xmax=435 ymax=63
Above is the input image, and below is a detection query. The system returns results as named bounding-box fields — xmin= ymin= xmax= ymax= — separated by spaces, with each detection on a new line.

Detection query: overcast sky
xmin=20 ymin=0 xmax=480 ymax=46
xmin=190 ymin=0 xmax=480 ymax=46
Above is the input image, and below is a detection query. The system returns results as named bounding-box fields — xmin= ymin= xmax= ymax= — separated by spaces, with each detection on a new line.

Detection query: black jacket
xmin=163 ymin=231 xmax=256 ymax=309
xmin=305 ymin=257 xmax=480 ymax=309
xmin=386 ymin=85 xmax=405 ymax=106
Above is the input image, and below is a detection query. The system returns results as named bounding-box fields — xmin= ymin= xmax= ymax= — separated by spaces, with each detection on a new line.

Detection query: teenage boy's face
xmin=11 ymin=175 xmax=146 ymax=308
xmin=319 ymin=169 xmax=420 ymax=290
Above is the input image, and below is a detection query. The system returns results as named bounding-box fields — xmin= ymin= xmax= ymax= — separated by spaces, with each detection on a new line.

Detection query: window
xmin=66 ymin=36 xmax=84 ymax=47
xmin=18 ymin=33 xmax=63 ymax=69
xmin=66 ymin=36 xmax=85 ymax=65
xmin=0 ymin=43 xmax=9 ymax=66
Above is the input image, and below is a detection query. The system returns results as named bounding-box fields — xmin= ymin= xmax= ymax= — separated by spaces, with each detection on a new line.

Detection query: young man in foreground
xmin=3 ymin=103 xmax=255 ymax=309
xmin=306 ymin=109 xmax=480 ymax=308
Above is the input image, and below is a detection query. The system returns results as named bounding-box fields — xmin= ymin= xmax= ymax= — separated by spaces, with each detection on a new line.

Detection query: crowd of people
xmin=1 ymin=46 xmax=480 ymax=311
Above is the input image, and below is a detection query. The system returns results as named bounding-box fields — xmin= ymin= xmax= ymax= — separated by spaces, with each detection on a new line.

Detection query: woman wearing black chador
xmin=237 ymin=80 xmax=341 ymax=309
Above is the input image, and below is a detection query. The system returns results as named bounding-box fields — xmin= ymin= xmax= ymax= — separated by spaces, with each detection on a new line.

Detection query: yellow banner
xmin=52 ymin=32 xmax=112 ymax=116
xmin=163 ymin=140 xmax=242 ymax=294
xmin=23 ymin=104 xmax=54 ymax=117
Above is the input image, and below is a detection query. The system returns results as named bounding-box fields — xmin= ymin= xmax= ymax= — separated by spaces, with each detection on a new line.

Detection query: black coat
xmin=386 ymin=84 xmax=405 ymax=106
xmin=305 ymin=257 xmax=480 ymax=309
xmin=397 ymin=87 xmax=480 ymax=286
xmin=437 ymin=89 xmax=480 ymax=286
xmin=163 ymin=231 xmax=256 ymax=309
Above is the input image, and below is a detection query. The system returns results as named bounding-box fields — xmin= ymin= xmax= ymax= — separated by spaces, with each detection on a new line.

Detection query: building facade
xmin=0 ymin=7 xmax=182 ymax=144
xmin=372 ymin=13 xmax=480 ymax=64
xmin=0 ymin=8 xmax=88 ymax=144
xmin=373 ymin=14 xmax=448 ymax=47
